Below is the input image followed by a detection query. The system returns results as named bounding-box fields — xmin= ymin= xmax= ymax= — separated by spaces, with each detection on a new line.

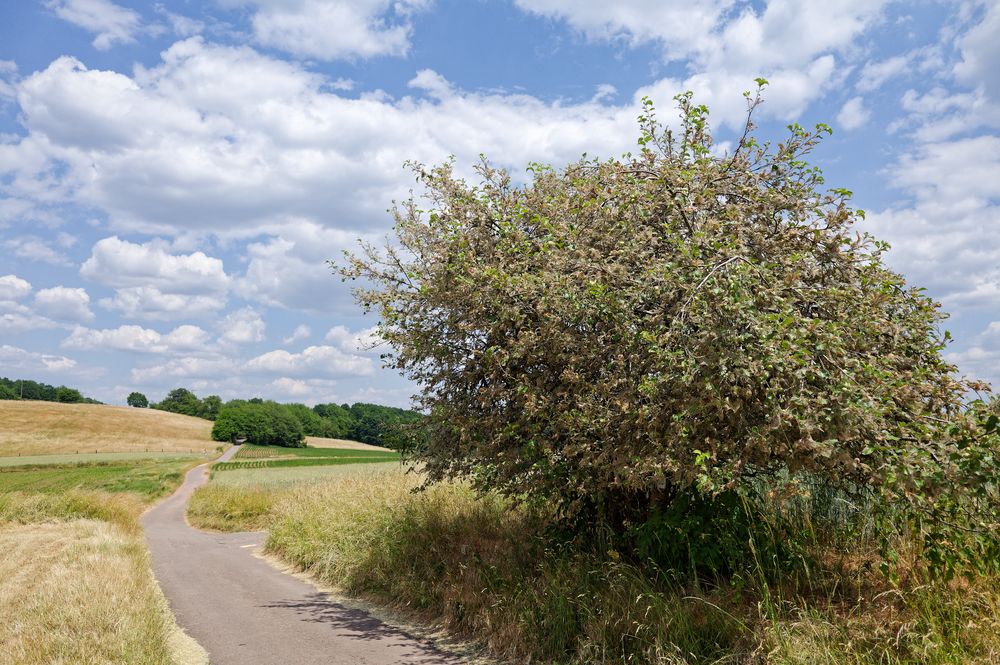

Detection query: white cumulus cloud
xmin=0 ymin=275 xmax=32 ymax=301
xmin=0 ymin=344 xmax=77 ymax=371
xmin=218 ymin=307 xmax=266 ymax=345
xmin=62 ymin=323 xmax=211 ymax=354
xmin=837 ymin=96 xmax=870 ymax=130
xmin=98 ymin=286 xmax=226 ymax=321
xmin=245 ymin=345 xmax=373 ymax=376
xmin=81 ymin=236 xmax=230 ymax=294
xmin=46 ymin=0 xmax=142 ymax=50
xmin=324 ymin=325 xmax=383 ymax=353
xmin=282 ymin=324 xmax=312 ymax=344
xmin=33 ymin=286 xmax=94 ymax=323
xmin=227 ymin=0 xmax=431 ymax=60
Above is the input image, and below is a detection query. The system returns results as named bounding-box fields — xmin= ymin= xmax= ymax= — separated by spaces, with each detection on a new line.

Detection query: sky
xmin=0 ymin=0 xmax=997 ymax=407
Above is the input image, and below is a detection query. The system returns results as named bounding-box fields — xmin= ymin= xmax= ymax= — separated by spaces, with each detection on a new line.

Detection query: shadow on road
xmin=262 ymin=593 xmax=462 ymax=663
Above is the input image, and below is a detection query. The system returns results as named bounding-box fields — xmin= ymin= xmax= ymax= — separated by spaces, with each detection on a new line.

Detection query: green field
xmin=0 ymin=458 xmax=200 ymax=499
xmin=215 ymin=444 xmax=400 ymax=472
xmin=0 ymin=451 xmax=204 ymax=467
xmin=233 ymin=444 xmax=399 ymax=460
xmin=215 ymin=456 xmax=399 ymax=471
xmin=209 ymin=463 xmax=402 ymax=489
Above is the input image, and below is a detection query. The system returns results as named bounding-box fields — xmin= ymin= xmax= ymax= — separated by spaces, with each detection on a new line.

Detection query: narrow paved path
xmin=142 ymin=448 xmax=464 ymax=665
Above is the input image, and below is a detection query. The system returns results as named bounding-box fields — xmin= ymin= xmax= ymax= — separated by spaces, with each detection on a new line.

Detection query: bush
xmin=211 ymin=401 xmax=305 ymax=447
xmin=343 ymin=87 xmax=999 ymax=577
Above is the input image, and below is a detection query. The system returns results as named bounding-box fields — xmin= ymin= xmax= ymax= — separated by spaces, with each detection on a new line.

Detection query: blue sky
xmin=0 ymin=0 xmax=997 ymax=407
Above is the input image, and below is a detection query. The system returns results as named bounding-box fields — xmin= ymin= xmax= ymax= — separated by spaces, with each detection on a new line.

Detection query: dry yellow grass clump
xmin=0 ymin=401 xmax=213 ymax=457
xmin=0 ymin=518 xmax=206 ymax=665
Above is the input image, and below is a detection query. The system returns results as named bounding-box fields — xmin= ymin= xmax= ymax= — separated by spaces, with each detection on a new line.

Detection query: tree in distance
xmin=54 ymin=386 xmax=83 ymax=403
xmin=342 ymin=84 xmax=999 ymax=578
xmin=127 ymin=391 xmax=149 ymax=408
xmin=211 ymin=400 xmax=305 ymax=448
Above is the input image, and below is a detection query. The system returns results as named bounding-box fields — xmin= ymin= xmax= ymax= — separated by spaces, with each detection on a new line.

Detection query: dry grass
xmin=305 ymin=435 xmax=391 ymax=451
xmin=188 ymin=484 xmax=280 ymax=531
xmin=0 ymin=518 xmax=206 ymax=665
xmin=188 ymin=464 xmax=402 ymax=530
xmin=190 ymin=466 xmax=997 ymax=665
xmin=0 ymin=401 xmax=214 ymax=457
xmin=263 ymin=471 xmax=750 ymax=664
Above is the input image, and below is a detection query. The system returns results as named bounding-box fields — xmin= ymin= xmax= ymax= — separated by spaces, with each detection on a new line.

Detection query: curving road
xmin=142 ymin=448 xmax=464 ymax=665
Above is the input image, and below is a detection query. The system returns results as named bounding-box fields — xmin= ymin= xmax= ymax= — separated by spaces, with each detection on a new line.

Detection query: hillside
xmin=0 ymin=401 xmax=214 ymax=456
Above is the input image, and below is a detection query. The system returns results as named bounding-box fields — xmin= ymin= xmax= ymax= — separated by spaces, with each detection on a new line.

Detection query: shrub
xmin=343 ymin=87 xmax=999 ymax=576
xmin=211 ymin=401 xmax=305 ymax=447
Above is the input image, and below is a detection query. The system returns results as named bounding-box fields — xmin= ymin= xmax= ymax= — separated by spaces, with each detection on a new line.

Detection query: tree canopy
xmin=0 ymin=377 xmax=99 ymax=404
xmin=127 ymin=391 xmax=149 ymax=408
xmin=343 ymin=88 xmax=999 ymax=577
xmin=211 ymin=400 xmax=306 ymax=447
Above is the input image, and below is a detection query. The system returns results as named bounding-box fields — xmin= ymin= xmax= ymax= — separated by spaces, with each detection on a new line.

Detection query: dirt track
xmin=142 ymin=448 xmax=464 ymax=664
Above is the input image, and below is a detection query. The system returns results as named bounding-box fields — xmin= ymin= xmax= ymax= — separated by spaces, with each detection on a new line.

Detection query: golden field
xmin=305 ymin=435 xmax=390 ymax=451
xmin=0 ymin=401 xmax=214 ymax=457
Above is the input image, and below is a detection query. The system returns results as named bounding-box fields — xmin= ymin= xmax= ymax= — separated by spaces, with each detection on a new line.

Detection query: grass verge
xmin=196 ymin=466 xmax=1000 ymax=664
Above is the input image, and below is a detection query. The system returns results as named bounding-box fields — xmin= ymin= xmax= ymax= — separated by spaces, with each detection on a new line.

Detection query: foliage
xmin=55 ymin=387 xmax=83 ymax=403
xmin=0 ymin=377 xmax=99 ymax=403
xmin=312 ymin=402 xmax=354 ymax=435
xmin=126 ymin=391 xmax=149 ymax=408
xmin=307 ymin=402 xmax=422 ymax=445
xmin=342 ymin=87 xmax=999 ymax=576
xmin=151 ymin=388 xmax=203 ymax=417
xmin=150 ymin=387 xmax=222 ymax=420
xmin=147 ymin=386 xmax=420 ymax=445
xmin=202 ymin=394 xmax=222 ymax=420
xmin=211 ymin=401 xmax=305 ymax=447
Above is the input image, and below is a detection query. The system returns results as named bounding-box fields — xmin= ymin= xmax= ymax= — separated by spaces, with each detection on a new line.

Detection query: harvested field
xmin=0 ymin=401 xmax=215 ymax=457
xmin=306 ymin=435 xmax=391 ymax=451
xmin=0 ymin=518 xmax=206 ymax=665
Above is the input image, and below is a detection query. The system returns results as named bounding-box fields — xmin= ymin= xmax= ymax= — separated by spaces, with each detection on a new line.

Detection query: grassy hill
xmin=0 ymin=401 xmax=214 ymax=457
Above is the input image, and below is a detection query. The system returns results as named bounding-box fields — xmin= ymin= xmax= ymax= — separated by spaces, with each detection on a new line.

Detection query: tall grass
xmin=188 ymin=484 xmax=281 ymax=531
xmin=249 ymin=469 xmax=1000 ymax=664
xmin=262 ymin=473 xmax=751 ymax=663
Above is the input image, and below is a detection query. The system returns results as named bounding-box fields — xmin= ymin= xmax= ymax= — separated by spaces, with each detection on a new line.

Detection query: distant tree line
xmin=147 ymin=387 xmax=420 ymax=448
xmin=0 ymin=377 xmax=100 ymax=404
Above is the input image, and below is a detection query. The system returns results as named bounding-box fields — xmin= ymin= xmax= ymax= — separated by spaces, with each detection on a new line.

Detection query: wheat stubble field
xmin=0 ymin=401 xmax=216 ymax=457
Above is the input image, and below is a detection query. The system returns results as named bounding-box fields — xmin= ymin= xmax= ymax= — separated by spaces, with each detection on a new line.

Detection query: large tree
xmin=343 ymin=88 xmax=998 ymax=574
xmin=127 ymin=391 xmax=149 ymax=408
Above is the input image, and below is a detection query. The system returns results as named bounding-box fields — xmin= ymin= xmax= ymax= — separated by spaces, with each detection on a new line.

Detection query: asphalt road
xmin=142 ymin=447 xmax=464 ymax=665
